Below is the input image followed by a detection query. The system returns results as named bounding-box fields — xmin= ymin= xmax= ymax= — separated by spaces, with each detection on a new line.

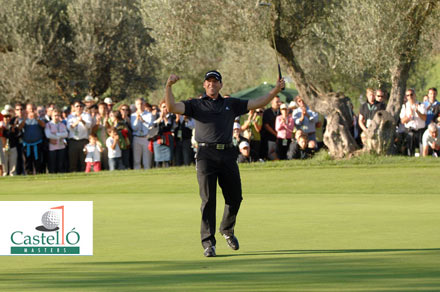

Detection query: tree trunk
xmin=363 ymin=2 xmax=435 ymax=155
xmin=276 ymin=36 xmax=359 ymax=157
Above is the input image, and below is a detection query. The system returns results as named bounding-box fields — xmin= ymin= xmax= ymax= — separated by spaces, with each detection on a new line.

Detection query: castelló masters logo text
xmin=0 ymin=202 xmax=93 ymax=256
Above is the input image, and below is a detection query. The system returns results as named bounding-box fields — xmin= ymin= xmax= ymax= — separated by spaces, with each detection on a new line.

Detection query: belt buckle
xmin=216 ymin=144 xmax=225 ymax=150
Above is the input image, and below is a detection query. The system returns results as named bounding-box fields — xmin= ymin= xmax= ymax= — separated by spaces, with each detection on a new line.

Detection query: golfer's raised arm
xmin=247 ymin=78 xmax=285 ymax=110
xmin=165 ymin=74 xmax=185 ymax=115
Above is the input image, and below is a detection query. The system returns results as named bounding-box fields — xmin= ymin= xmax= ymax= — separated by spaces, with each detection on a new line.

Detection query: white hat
xmin=288 ymin=101 xmax=297 ymax=108
xmin=1 ymin=109 xmax=9 ymax=116
xmin=233 ymin=122 xmax=241 ymax=130
xmin=4 ymin=104 xmax=13 ymax=111
xmin=239 ymin=141 xmax=250 ymax=149
xmin=104 ymin=97 xmax=113 ymax=105
xmin=280 ymin=103 xmax=287 ymax=110
xmin=84 ymin=95 xmax=94 ymax=102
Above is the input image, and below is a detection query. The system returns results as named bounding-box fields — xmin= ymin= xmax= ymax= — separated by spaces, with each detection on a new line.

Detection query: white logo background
xmin=0 ymin=201 xmax=93 ymax=256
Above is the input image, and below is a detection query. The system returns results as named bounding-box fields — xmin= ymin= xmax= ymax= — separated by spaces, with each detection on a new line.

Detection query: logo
xmin=225 ymin=106 xmax=230 ymax=110
xmin=0 ymin=201 xmax=93 ymax=256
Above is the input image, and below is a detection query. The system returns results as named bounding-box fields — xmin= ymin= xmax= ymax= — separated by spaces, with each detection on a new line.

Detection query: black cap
xmin=204 ymin=70 xmax=222 ymax=82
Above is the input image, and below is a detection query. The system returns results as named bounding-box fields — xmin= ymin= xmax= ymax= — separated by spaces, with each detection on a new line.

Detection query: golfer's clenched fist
xmin=166 ymin=74 xmax=180 ymax=87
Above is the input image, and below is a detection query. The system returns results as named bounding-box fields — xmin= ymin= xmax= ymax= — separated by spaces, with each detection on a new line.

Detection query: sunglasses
xmin=15 ymin=108 xmax=23 ymax=111
xmin=121 ymin=108 xmax=129 ymax=111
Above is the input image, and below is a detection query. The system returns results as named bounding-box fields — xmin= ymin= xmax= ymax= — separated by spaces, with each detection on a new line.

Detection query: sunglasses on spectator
xmin=75 ymin=104 xmax=84 ymax=108
xmin=376 ymin=95 xmax=384 ymax=98
xmin=15 ymin=108 xmax=23 ymax=111
xmin=121 ymin=108 xmax=129 ymax=111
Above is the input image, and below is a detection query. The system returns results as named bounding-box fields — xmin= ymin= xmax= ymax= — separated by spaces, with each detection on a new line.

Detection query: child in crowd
xmin=106 ymin=127 xmax=124 ymax=171
xmin=84 ymin=133 xmax=102 ymax=173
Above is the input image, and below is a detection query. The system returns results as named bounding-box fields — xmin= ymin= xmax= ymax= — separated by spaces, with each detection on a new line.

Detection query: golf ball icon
xmin=41 ymin=210 xmax=60 ymax=230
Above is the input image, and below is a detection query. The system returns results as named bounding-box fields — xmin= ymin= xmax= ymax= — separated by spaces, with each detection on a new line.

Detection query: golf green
xmin=1 ymin=158 xmax=439 ymax=291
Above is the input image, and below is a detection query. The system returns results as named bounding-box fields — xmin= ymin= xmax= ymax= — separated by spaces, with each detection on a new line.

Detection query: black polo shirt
xmin=359 ymin=101 xmax=385 ymax=121
xmin=183 ymin=94 xmax=248 ymax=144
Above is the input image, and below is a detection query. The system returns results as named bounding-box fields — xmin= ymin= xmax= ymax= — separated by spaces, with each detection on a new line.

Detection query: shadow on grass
xmin=2 ymin=249 xmax=440 ymax=291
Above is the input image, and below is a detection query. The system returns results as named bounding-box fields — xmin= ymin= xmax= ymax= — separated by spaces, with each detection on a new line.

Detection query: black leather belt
xmin=198 ymin=143 xmax=234 ymax=150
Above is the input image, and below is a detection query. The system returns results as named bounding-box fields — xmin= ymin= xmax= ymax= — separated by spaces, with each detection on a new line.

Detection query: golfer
xmin=165 ymin=70 xmax=285 ymax=257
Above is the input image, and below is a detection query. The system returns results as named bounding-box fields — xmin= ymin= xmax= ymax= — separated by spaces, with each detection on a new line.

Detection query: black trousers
xmin=68 ymin=139 xmax=88 ymax=172
xmin=196 ymin=146 xmax=242 ymax=248
xmin=405 ymin=128 xmax=423 ymax=156
xmin=48 ymin=149 xmax=66 ymax=174
xmin=23 ymin=142 xmax=44 ymax=175
xmin=276 ymin=138 xmax=291 ymax=160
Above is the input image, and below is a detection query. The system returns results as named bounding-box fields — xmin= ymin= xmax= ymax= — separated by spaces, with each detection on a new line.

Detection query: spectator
xmin=275 ymin=103 xmax=295 ymax=160
xmin=375 ymin=89 xmax=387 ymax=106
xmin=37 ymin=105 xmax=49 ymax=173
xmin=20 ymin=103 xmax=46 ymax=174
xmin=83 ymin=95 xmax=96 ymax=109
xmin=104 ymin=97 xmax=114 ymax=112
xmin=288 ymin=134 xmax=315 ymax=159
xmin=45 ymin=103 xmax=55 ymax=121
xmin=423 ymin=88 xmax=439 ymax=126
xmin=232 ymin=122 xmax=248 ymax=150
xmin=293 ymin=96 xmax=319 ymax=142
xmin=359 ymin=88 xmax=386 ymax=145
xmin=174 ymin=114 xmax=195 ymax=166
xmin=152 ymin=102 xmax=175 ymax=168
xmin=93 ymin=102 xmax=110 ymax=170
xmin=44 ymin=109 xmax=68 ymax=173
xmin=0 ymin=111 xmax=5 ymax=176
xmin=67 ymin=101 xmax=92 ymax=172
xmin=422 ymin=123 xmax=440 ymax=157
xmin=119 ymin=104 xmax=132 ymax=126
xmin=241 ymin=108 xmax=263 ymax=161
xmin=1 ymin=109 xmax=18 ymax=176
xmin=261 ymin=96 xmax=281 ymax=160
xmin=238 ymin=141 xmax=253 ymax=163
xmin=119 ymin=103 xmax=133 ymax=168
xmin=110 ymin=110 xmax=131 ymax=169
xmin=106 ymin=127 xmax=124 ymax=170
xmin=5 ymin=104 xmax=15 ymax=118
xmin=84 ymin=133 xmax=103 ymax=172
xmin=400 ymin=89 xmax=427 ymax=156
xmin=151 ymin=105 xmax=159 ymax=120
xmin=131 ymin=98 xmax=153 ymax=169
xmin=13 ymin=103 xmax=25 ymax=175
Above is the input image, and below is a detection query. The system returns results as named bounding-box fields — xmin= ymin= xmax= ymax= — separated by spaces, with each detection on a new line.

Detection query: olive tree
xmin=67 ymin=0 xmax=157 ymax=100
xmin=0 ymin=0 xmax=72 ymax=105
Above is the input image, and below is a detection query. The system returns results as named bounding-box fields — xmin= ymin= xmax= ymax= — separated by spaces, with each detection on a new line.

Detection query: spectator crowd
xmin=0 ymin=87 xmax=439 ymax=176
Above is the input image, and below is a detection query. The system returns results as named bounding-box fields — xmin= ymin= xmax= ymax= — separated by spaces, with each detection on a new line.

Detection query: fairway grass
xmin=1 ymin=158 xmax=440 ymax=291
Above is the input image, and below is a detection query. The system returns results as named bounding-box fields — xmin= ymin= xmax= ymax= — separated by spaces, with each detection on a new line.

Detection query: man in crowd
xmin=131 ymin=98 xmax=153 ymax=169
xmin=359 ymin=88 xmax=386 ymax=145
xmin=423 ymin=88 xmax=439 ymax=127
xmin=422 ymin=123 xmax=440 ymax=157
xmin=261 ymin=96 xmax=280 ymax=160
xmin=67 ymin=101 xmax=92 ymax=172
xmin=19 ymin=103 xmax=46 ymax=174
xmin=293 ymin=96 xmax=318 ymax=142
xmin=400 ymin=89 xmax=427 ymax=156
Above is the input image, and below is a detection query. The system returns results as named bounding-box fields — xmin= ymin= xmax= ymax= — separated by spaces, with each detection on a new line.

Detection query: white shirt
xmin=106 ymin=137 xmax=121 ymax=158
xmin=399 ymin=102 xmax=426 ymax=130
xmin=130 ymin=111 xmax=153 ymax=137
xmin=67 ymin=112 xmax=92 ymax=140
xmin=84 ymin=143 xmax=102 ymax=162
